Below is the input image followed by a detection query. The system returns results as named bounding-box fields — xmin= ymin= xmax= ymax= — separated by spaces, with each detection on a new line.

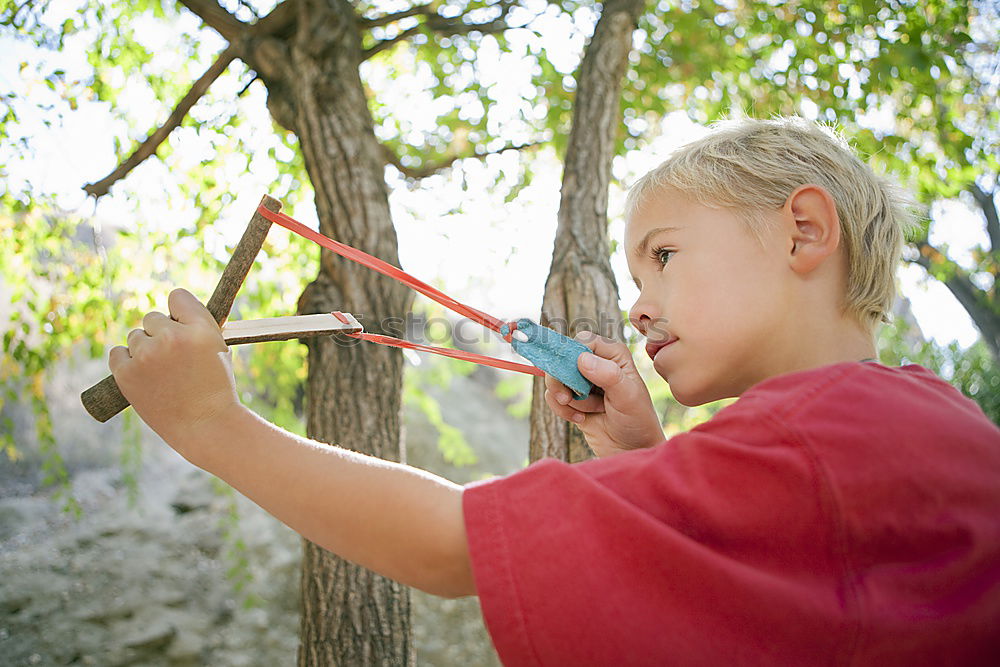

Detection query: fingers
xmin=543 ymin=373 xmax=573 ymax=404
xmin=566 ymin=386 xmax=606 ymax=412
xmin=168 ymin=288 xmax=217 ymax=327
xmin=577 ymin=352 xmax=624 ymax=390
xmin=572 ymin=331 xmax=655 ymax=416
xmin=113 ymin=291 xmax=223 ymax=374
xmin=544 ymin=387 xmax=587 ymax=424
xmin=126 ymin=327 xmax=149 ymax=351
xmin=142 ymin=310 xmax=173 ymax=336
xmin=108 ymin=345 xmax=130 ymax=374
xmin=543 ymin=372 xmax=605 ymax=414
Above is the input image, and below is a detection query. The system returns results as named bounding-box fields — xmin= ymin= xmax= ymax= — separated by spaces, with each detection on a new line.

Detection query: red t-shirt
xmin=463 ymin=362 xmax=1000 ymax=666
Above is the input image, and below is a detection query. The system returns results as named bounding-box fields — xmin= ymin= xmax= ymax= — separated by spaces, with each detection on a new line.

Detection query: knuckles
xmin=141 ymin=311 xmax=164 ymax=330
xmin=125 ymin=315 xmax=222 ymax=365
xmin=187 ymin=321 xmax=224 ymax=349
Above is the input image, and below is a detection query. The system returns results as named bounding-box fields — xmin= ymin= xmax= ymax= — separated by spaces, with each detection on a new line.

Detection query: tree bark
xmin=272 ymin=0 xmax=414 ymax=663
xmin=530 ymin=0 xmax=644 ymax=464
xmin=161 ymin=3 xmax=413 ymax=659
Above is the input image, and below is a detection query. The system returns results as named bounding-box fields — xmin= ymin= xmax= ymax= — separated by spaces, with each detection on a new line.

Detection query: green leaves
xmin=879 ymin=313 xmax=1000 ymax=424
xmin=405 ymin=377 xmax=479 ymax=466
xmin=364 ymin=1 xmax=557 ymax=180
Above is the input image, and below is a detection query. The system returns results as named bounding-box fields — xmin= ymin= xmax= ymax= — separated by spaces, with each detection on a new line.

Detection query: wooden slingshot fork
xmin=80 ymin=195 xmax=362 ymax=423
xmin=83 ymin=193 xmax=599 ymax=423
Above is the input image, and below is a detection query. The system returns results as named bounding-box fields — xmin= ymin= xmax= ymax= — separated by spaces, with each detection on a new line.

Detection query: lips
xmin=645 ymin=336 xmax=677 ymax=361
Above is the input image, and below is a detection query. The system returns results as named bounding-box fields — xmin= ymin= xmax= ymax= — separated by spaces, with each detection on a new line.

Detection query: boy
xmin=110 ymin=117 xmax=1000 ymax=665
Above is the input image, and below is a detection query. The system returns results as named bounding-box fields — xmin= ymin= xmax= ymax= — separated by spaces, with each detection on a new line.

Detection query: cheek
xmin=677 ymin=258 xmax=778 ymax=342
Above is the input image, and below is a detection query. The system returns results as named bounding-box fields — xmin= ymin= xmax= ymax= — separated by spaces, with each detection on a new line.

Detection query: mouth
xmin=645 ymin=336 xmax=677 ymax=361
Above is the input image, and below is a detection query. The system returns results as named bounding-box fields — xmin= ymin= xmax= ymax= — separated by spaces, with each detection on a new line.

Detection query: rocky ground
xmin=1 ymin=356 xmax=524 ymax=665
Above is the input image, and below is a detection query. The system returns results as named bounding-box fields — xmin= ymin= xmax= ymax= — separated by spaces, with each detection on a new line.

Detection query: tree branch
xmin=907 ymin=239 xmax=1000 ymax=362
xmin=237 ymin=73 xmax=259 ymax=97
xmin=358 ymin=3 xmax=434 ymax=29
xmin=83 ymin=44 xmax=238 ymax=199
xmin=380 ymin=140 xmax=543 ymax=179
xmin=178 ymin=0 xmax=247 ymax=41
xmin=361 ymin=12 xmax=511 ymax=60
xmin=362 ymin=25 xmax=423 ymax=59
xmin=425 ymin=13 xmax=510 ymax=37
xmin=970 ymin=183 xmax=1000 ymax=253
xmin=252 ymin=0 xmax=297 ymax=38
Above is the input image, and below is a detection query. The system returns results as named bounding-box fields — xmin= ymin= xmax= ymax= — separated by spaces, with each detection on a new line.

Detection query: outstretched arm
xmin=110 ymin=289 xmax=475 ymax=599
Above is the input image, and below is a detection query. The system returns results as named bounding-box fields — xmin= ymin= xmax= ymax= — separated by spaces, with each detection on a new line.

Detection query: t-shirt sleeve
xmin=462 ymin=411 xmax=854 ymax=666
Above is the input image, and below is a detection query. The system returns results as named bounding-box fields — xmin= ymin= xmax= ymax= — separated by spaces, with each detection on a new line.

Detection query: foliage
xmin=624 ymin=0 xmax=996 ymax=199
xmin=879 ymin=312 xmax=1000 ymax=424
xmin=0 ymin=198 xmax=150 ymax=513
xmin=119 ymin=408 xmax=144 ymax=506
xmin=493 ymin=372 xmax=533 ymax=419
xmin=211 ymin=476 xmax=265 ymax=609
xmin=401 ymin=300 xmax=480 ymax=467
xmin=405 ymin=377 xmax=479 ymax=466
xmin=1 ymin=0 xmax=314 ymax=517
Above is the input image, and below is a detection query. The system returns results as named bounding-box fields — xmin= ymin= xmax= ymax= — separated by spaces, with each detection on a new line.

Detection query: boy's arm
xmin=109 ymin=289 xmax=475 ymax=599
xmin=189 ymin=405 xmax=474 ymax=598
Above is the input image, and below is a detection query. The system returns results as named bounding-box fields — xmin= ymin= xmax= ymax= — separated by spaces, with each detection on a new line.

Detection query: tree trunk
xmin=272 ymin=0 xmax=414 ymax=663
xmin=530 ymin=0 xmax=644 ymax=464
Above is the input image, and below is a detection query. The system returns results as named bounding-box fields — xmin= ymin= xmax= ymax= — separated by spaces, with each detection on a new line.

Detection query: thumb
xmin=575 ymin=331 xmax=640 ymax=391
xmin=578 ymin=352 xmax=630 ymax=391
xmin=168 ymin=288 xmax=217 ymax=327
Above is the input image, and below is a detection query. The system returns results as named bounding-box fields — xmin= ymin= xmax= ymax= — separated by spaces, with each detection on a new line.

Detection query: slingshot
xmin=81 ymin=195 xmax=594 ymax=423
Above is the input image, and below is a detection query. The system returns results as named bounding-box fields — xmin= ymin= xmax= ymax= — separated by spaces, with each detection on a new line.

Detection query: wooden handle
xmin=80 ymin=195 xmax=282 ymax=423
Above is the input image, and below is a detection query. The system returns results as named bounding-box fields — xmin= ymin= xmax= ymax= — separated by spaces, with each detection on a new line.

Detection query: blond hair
xmin=625 ymin=117 xmax=915 ymax=329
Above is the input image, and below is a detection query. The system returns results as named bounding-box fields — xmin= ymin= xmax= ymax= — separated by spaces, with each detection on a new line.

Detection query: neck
xmin=747 ymin=313 xmax=877 ymax=393
xmin=785 ymin=315 xmax=877 ymax=375
xmin=701 ymin=315 xmax=878 ymax=404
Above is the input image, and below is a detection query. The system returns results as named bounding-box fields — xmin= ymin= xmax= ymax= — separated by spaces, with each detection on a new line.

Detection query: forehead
xmin=624 ymin=189 xmax=689 ymax=250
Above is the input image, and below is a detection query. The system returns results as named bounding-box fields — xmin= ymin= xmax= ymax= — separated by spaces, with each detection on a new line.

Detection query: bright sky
xmin=0 ymin=6 xmax=986 ymax=350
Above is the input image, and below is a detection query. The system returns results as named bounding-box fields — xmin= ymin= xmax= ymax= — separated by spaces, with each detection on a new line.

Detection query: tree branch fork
xmin=82 ymin=0 xmax=529 ymax=198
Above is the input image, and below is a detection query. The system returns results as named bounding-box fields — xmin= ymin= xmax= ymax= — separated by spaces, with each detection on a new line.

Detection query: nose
xmin=628 ymin=298 xmax=655 ymax=337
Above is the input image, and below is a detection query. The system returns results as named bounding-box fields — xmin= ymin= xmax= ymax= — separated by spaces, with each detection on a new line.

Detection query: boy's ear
xmin=782 ymin=184 xmax=841 ymax=274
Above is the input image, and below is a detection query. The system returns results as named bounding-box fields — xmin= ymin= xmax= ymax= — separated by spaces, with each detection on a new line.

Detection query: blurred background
xmin=1 ymin=0 xmax=997 ymax=664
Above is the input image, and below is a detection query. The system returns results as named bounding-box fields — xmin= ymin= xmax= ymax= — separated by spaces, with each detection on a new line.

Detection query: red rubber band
xmin=258 ymin=206 xmax=539 ymax=376
xmin=347 ymin=331 xmax=543 ymax=377
xmin=259 ymin=205 xmax=511 ymax=335
xmin=328 ymin=311 xmax=539 ymax=374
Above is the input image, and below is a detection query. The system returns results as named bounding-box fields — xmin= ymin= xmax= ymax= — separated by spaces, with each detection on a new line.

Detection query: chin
xmin=671 ymin=388 xmax=715 ymax=408
xmin=665 ymin=373 xmax=736 ymax=407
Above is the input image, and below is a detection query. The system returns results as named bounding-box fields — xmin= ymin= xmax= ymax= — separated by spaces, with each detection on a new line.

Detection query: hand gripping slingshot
xmin=81 ymin=195 xmax=595 ymax=423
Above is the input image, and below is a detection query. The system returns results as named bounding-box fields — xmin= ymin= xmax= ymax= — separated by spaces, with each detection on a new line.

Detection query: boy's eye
xmin=650 ymin=247 xmax=675 ymax=267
